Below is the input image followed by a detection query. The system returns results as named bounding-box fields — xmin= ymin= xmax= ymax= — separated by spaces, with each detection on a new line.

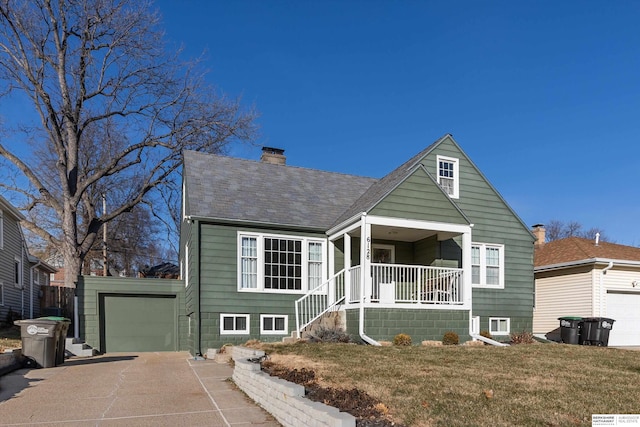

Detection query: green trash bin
xmin=39 ymin=316 xmax=71 ymax=365
xmin=558 ymin=316 xmax=583 ymax=344
xmin=14 ymin=319 xmax=60 ymax=368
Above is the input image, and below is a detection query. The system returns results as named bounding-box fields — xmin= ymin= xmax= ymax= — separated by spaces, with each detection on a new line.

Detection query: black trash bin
xmin=558 ymin=316 xmax=582 ymax=344
xmin=581 ymin=317 xmax=615 ymax=346
xmin=14 ymin=319 xmax=60 ymax=368
xmin=40 ymin=316 xmax=71 ymax=365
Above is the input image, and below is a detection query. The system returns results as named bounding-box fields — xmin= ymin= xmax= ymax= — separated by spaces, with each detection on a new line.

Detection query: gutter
xmin=469 ymin=333 xmax=510 ymax=347
xmin=358 ymin=213 xmax=380 ymax=346
xmin=599 ymin=261 xmax=614 ymax=315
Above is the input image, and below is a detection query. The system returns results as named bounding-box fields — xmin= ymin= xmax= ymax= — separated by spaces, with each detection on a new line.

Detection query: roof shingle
xmin=535 ymin=237 xmax=640 ymax=267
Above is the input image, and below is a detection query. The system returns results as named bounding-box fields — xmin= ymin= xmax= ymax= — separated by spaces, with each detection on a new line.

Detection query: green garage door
xmin=101 ymin=294 xmax=177 ymax=352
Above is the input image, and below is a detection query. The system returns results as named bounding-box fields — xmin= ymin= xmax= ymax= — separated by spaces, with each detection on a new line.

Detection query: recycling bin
xmin=14 ymin=319 xmax=61 ymax=368
xmin=581 ymin=317 xmax=615 ymax=346
xmin=40 ymin=317 xmax=71 ymax=365
xmin=558 ymin=316 xmax=582 ymax=345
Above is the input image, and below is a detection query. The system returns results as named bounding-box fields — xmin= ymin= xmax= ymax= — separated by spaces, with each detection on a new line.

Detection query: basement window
xmin=220 ymin=313 xmax=250 ymax=335
xmin=489 ymin=317 xmax=510 ymax=335
xmin=260 ymin=314 xmax=288 ymax=335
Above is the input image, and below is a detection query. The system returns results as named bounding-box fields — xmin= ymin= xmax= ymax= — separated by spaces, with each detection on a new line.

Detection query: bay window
xmin=238 ymin=232 xmax=326 ymax=292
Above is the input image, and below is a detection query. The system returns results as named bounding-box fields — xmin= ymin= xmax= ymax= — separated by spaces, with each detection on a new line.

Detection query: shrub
xmin=393 ymin=333 xmax=412 ymax=346
xmin=309 ymin=327 xmax=352 ymax=343
xmin=510 ymin=330 xmax=535 ymax=344
xmin=442 ymin=331 xmax=459 ymax=345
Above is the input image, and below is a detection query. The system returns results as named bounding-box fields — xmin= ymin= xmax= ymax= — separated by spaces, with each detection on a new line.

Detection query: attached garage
xmin=606 ymin=291 xmax=640 ymax=347
xmin=100 ymin=294 xmax=178 ymax=352
xmin=77 ymin=276 xmax=187 ymax=354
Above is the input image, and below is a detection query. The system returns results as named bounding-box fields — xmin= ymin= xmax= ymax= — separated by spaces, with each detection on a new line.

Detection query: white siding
xmin=533 ymin=270 xmax=594 ymax=334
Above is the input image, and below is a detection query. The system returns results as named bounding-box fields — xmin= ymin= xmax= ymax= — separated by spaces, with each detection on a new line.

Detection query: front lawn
xmin=259 ymin=342 xmax=640 ymax=426
xmin=0 ymin=325 xmax=21 ymax=352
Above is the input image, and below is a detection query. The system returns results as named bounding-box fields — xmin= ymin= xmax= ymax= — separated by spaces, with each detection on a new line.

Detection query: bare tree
xmin=0 ymin=0 xmax=257 ymax=286
xmin=545 ymin=219 xmax=610 ymax=242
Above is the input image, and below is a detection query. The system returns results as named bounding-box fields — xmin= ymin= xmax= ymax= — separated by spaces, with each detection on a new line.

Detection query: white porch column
xmin=328 ymin=239 xmax=335 ymax=304
xmin=462 ymin=229 xmax=472 ymax=308
xmin=344 ymin=233 xmax=351 ymax=303
xmin=360 ymin=215 xmax=372 ymax=303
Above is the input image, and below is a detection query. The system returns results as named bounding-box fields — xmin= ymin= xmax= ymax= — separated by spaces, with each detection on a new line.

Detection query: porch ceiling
xmin=350 ymin=225 xmax=459 ymax=243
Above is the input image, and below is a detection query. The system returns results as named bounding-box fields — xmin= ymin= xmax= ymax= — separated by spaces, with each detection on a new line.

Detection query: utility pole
xmin=102 ymin=194 xmax=107 ymax=277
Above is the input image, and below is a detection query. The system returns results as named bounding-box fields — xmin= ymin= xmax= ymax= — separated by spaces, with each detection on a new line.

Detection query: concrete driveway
xmin=0 ymin=352 xmax=279 ymax=426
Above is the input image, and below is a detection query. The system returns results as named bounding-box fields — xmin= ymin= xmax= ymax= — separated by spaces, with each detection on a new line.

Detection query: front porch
xmin=295 ymin=214 xmax=473 ymax=336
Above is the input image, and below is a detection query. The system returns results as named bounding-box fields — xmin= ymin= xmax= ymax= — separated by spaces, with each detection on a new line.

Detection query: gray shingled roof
xmin=183 ymin=150 xmax=378 ymax=230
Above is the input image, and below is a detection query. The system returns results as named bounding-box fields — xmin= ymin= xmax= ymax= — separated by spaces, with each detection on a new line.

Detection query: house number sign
xmin=366 ymin=236 xmax=371 ymax=261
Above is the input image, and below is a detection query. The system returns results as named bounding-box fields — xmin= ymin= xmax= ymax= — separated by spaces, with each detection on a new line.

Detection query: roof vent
xmin=261 ymin=146 xmax=286 ymax=165
xmin=595 ymin=232 xmax=600 ymax=246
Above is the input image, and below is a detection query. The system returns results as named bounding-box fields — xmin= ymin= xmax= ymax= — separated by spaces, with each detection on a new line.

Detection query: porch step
xmin=65 ymin=337 xmax=97 ymax=357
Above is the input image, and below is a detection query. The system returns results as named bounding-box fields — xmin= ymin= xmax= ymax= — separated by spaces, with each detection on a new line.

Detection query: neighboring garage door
xmin=100 ymin=294 xmax=177 ymax=352
xmin=606 ymin=291 xmax=640 ymax=346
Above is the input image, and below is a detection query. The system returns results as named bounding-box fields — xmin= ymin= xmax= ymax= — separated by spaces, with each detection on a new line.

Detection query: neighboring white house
xmin=533 ymin=225 xmax=640 ymax=346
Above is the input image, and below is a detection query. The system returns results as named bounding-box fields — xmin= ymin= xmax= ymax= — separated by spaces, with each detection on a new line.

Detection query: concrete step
xmin=65 ymin=338 xmax=97 ymax=357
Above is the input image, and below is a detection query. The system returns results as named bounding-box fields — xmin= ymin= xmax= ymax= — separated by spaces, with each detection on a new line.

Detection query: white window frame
xmin=237 ymin=232 xmax=327 ymax=294
xmin=260 ymin=314 xmax=288 ymax=335
xmin=436 ymin=155 xmax=459 ymax=199
xmin=34 ymin=269 xmax=40 ymax=285
xmin=489 ymin=317 xmax=510 ymax=335
xmin=220 ymin=313 xmax=250 ymax=335
xmin=14 ymin=256 xmax=22 ymax=289
xmin=471 ymin=243 xmax=505 ymax=289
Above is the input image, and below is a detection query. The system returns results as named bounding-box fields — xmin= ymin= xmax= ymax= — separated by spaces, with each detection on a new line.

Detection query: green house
xmin=180 ymin=134 xmax=534 ymax=355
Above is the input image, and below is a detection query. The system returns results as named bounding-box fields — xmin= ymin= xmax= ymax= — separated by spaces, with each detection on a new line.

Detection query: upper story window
xmin=238 ymin=232 xmax=326 ymax=293
xmin=437 ymin=155 xmax=459 ymax=199
xmin=471 ymin=243 xmax=504 ymax=289
xmin=14 ymin=256 xmax=22 ymax=288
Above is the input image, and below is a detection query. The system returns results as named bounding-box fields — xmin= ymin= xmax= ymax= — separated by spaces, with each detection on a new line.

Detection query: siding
xmin=421 ymin=137 xmax=535 ymax=326
xmin=0 ymin=210 xmax=30 ymax=320
xmin=198 ymin=223 xmax=328 ymax=349
xmin=371 ymin=168 xmax=468 ymax=224
xmin=532 ymin=267 xmax=593 ymax=334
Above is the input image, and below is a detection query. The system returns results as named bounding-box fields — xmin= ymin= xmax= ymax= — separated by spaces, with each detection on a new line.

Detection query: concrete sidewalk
xmin=0 ymin=352 xmax=280 ymax=426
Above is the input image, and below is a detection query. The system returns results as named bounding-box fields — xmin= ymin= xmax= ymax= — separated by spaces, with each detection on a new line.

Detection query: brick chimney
xmin=532 ymin=224 xmax=546 ymax=248
xmin=260 ymin=147 xmax=286 ymax=165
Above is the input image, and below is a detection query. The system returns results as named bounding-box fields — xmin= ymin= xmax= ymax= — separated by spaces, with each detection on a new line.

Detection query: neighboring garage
xmin=77 ymin=276 xmax=187 ymax=353
xmin=606 ymin=291 xmax=640 ymax=347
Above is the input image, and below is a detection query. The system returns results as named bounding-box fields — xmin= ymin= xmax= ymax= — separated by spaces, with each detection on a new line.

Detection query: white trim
xmin=14 ymin=256 xmax=22 ymax=289
xmin=327 ymin=212 xmax=366 ymax=239
xmin=471 ymin=243 xmax=505 ymax=289
xmin=260 ymin=314 xmax=289 ymax=335
xmin=0 ymin=210 xmax=3 ymax=250
xmin=237 ymin=231 xmax=327 ymax=294
xmin=436 ymin=155 xmax=459 ymax=199
xmin=365 ymin=215 xmax=471 ymax=234
xmin=489 ymin=317 xmax=510 ymax=335
xmin=34 ymin=269 xmax=40 ymax=285
xmin=220 ymin=313 xmax=250 ymax=335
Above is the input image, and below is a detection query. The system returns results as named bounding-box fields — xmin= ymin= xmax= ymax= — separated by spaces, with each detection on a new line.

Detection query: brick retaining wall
xmin=231 ymin=346 xmax=355 ymax=427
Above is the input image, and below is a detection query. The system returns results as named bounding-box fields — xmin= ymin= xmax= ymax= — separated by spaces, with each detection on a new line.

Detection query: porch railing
xmin=295 ymin=269 xmax=346 ymax=337
xmin=347 ymin=263 xmax=463 ymax=305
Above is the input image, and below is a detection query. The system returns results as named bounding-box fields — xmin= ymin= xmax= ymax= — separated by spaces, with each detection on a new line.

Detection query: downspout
xmin=358 ymin=213 xmax=380 ymax=346
xmin=599 ymin=261 xmax=614 ymax=316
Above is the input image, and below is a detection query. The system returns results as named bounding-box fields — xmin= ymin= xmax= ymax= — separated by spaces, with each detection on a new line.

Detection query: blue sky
xmin=6 ymin=1 xmax=640 ymax=245
xmin=157 ymin=0 xmax=640 ymax=244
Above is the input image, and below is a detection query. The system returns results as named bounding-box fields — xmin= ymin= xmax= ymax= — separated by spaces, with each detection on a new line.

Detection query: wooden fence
xmin=40 ymin=286 xmax=75 ymax=319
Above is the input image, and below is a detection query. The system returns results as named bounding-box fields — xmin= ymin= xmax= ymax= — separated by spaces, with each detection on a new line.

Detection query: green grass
xmin=260 ymin=342 xmax=640 ymax=426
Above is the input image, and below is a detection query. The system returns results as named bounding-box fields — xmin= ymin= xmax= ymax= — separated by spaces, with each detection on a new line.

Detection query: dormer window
xmin=437 ymin=155 xmax=459 ymax=199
